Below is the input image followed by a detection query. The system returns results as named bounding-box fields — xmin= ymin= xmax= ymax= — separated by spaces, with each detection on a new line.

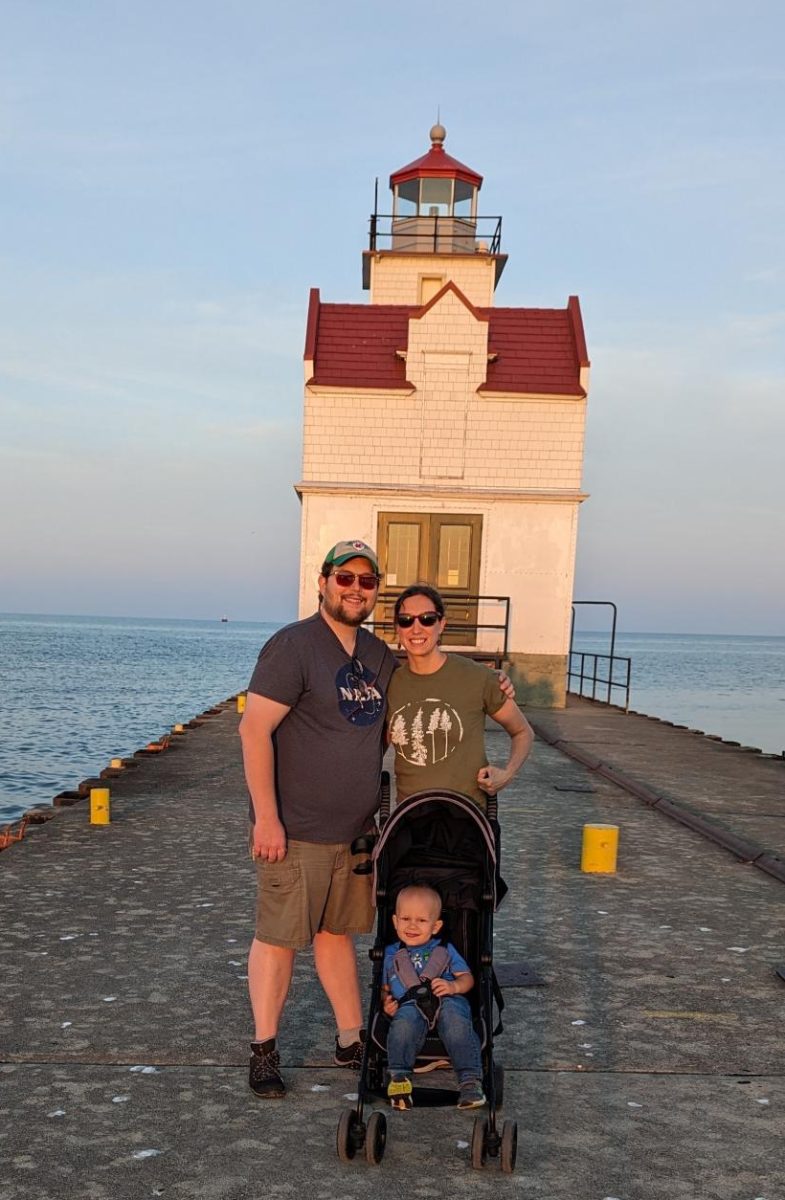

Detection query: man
xmin=240 ymin=540 xmax=396 ymax=1098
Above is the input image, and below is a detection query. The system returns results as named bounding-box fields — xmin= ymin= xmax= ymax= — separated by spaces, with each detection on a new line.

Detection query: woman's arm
xmin=476 ymin=699 xmax=534 ymax=795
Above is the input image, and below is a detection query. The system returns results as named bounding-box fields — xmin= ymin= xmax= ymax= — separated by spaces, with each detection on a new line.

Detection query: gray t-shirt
xmin=247 ymin=612 xmax=397 ymax=843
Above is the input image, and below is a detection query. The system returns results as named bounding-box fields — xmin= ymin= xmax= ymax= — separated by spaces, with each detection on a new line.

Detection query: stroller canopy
xmin=372 ymin=790 xmax=499 ymax=914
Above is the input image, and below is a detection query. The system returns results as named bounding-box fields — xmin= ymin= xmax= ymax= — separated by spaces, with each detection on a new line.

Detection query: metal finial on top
xmin=430 ymin=122 xmax=446 ymax=146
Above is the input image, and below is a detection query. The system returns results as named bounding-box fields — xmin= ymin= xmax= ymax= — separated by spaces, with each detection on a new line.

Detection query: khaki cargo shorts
xmin=254 ymin=838 xmax=374 ymax=950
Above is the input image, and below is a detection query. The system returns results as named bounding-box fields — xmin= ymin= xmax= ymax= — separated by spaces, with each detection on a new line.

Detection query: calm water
xmin=0 ymin=614 xmax=281 ymax=824
xmin=1 ymin=616 xmax=783 ymax=826
xmin=570 ymin=631 xmax=785 ymax=757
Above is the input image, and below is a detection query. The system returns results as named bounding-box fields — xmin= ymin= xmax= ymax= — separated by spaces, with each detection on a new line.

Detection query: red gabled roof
xmin=480 ymin=300 xmax=588 ymax=396
xmin=413 ymin=280 xmax=489 ymax=323
xmin=307 ymin=293 xmax=412 ymax=388
xmin=306 ymin=290 xmax=588 ymax=396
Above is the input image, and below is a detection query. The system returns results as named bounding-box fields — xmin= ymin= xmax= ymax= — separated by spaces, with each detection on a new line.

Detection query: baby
xmin=381 ymin=884 xmax=485 ymax=1110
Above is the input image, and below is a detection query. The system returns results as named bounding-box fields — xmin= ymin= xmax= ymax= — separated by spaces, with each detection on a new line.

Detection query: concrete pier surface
xmin=2 ymin=698 xmax=783 ymax=1200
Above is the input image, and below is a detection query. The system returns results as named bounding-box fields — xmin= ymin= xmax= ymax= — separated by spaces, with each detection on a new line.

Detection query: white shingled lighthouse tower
xmin=295 ymin=125 xmax=590 ymax=706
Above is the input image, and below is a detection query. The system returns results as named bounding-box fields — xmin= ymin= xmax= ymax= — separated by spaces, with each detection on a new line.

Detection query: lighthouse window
xmin=420 ymin=177 xmax=452 ymax=216
xmin=395 ymin=179 xmax=419 ymax=216
xmin=454 ymin=180 xmax=475 ymax=218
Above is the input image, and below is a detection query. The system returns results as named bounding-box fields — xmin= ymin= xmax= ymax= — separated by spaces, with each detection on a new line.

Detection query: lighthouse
xmin=296 ymin=125 xmax=590 ymax=706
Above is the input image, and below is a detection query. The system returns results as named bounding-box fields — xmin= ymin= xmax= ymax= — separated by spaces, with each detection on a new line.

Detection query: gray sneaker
xmin=457 ymin=1080 xmax=486 ymax=1110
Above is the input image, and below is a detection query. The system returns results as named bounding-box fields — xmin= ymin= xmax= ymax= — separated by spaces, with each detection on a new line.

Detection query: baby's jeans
xmin=386 ymin=994 xmax=482 ymax=1084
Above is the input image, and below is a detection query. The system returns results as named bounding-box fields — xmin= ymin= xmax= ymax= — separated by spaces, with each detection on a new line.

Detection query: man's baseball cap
xmin=323 ymin=540 xmax=380 ymax=574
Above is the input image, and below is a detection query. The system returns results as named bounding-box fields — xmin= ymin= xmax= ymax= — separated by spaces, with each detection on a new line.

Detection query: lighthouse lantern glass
xmin=420 ymin=177 xmax=452 ymax=216
xmin=454 ymin=179 xmax=475 ymax=218
xmin=395 ymin=179 xmax=419 ymax=217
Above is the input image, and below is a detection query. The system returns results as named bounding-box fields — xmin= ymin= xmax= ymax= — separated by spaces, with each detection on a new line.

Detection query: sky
xmin=1 ymin=0 xmax=783 ymax=634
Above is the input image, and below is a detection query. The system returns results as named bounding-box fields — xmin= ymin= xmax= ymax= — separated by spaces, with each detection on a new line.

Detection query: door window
xmin=386 ymin=522 xmax=421 ymax=588
xmin=437 ymin=523 xmax=472 ymax=589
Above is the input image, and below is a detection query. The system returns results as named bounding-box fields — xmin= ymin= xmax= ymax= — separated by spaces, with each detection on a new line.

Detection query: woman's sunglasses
xmin=331 ymin=570 xmax=382 ymax=590
xmin=395 ymin=611 xmax=442 ymax=628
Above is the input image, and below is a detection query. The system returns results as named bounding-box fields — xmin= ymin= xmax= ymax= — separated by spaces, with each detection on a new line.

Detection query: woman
xmin=387 ymin=584 xmax=533 ymax=807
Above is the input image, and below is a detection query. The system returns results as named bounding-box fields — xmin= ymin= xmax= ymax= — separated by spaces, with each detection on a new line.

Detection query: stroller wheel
xmin=493 ymin=1062 xmax=505 ymax=1108
xmin=470 ymin=1116 xmax=489 ymax=1169
xmin=336 ymin=1108 xmax=360 ymax=1163
xmin=365 ymin=1110 xmax=387 ymax=1165
xmin=500 ymin=1119 xmax=518 ymax=1174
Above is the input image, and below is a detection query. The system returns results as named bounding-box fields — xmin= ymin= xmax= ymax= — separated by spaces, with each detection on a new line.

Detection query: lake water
xmin=570 ymin=630 xmax=785 ymax=758
xmin=0 ymin=614 xmax=281 ymax=824
xmin=1 ymin=615 xmax=783 ymax=825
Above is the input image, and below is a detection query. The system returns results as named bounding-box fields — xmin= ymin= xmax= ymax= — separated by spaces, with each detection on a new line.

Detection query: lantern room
xmin=388 ymin=124 xmax=482 ymax=257
xmin=391 ymin=123 xmax=481 ymax=223
xmin=363 ymin=124 xmax=507 ymax=291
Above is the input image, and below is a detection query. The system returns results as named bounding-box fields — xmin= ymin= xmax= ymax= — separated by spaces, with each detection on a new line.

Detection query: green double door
xmin=376 ymin=512 xmax=483 ymax=646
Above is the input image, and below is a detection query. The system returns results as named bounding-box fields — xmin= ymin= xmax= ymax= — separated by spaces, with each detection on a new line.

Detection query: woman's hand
xmin=477 ymin=765 xmax=508 ymax=795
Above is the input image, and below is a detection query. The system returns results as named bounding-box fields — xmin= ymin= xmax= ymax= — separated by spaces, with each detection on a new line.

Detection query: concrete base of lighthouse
xmin=505 ymin=652 xmax=568 ymax=708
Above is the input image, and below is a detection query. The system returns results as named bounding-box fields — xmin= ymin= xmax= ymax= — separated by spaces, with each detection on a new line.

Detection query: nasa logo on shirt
xmin=335 ymin=660 xmax=384 ymax=726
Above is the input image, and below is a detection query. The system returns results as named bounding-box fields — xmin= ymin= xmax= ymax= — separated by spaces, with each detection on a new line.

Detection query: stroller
xmin=336 ymin=772 xmax=518 ymax=1173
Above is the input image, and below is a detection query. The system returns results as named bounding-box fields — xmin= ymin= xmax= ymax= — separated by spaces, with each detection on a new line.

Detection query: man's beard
xmin=321 ymin=592 xmax=374 ymax=627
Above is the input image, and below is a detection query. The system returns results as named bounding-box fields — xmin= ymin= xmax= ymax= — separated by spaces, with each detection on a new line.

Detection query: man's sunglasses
xmin=395 ymin=611 xmax=442 ymax=628
xmin=331 ymin=570 xmax=382 ymax=590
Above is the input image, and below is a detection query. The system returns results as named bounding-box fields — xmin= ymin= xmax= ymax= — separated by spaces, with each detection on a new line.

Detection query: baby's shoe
xmin=387 ymin=1074 xmax=413 ymax=1110
xmin=457 ymin=1079 xmax=486 ymax=1110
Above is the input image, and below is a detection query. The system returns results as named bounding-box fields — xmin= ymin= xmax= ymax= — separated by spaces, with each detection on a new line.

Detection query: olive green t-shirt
xmin=387 ymin=654 xmax=506 ymax=808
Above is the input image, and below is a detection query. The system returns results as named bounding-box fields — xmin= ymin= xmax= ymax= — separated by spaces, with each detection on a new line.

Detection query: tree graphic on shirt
xmin=410 ymin=707 xmax=428 ymax=766
xmin=427 ymin=707 xmax=448 ymax=763
xmin=390 ymin=713 xmax=409 ymax=750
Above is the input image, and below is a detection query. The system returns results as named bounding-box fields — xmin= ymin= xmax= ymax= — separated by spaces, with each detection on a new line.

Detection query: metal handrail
xmin=568 ymin=600 xmax=631 ymax=710
xmin=368 ymin=212 xmax=503 ymax=255
xmin=567 ymin=650 xmax=631 ymax=711
xmin=370 ymin=592 xmax=510 ymax=658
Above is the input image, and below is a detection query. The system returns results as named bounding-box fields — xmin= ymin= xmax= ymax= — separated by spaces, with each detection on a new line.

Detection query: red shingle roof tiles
xmin=305 ymin=289 xmax=588 ymax=396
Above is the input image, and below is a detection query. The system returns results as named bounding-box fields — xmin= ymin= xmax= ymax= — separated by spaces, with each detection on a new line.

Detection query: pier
xmin=2 ymin=698 xmax=783 ymax=1199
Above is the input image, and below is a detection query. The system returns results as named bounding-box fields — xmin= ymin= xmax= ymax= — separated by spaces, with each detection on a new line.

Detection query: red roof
xmin=306 ymin=290 xmax=411 ymax=388
xmin=390 ymin=142 xmax=483 ymax=189
xmin=483 ymin=304 xmax=588 ymax=395
xmin=305 ymin=288 xmax=588 ymax=396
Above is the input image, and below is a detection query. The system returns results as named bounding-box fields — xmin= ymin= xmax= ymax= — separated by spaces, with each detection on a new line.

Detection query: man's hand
xmin=477 ymin=764 xmax=508 ymax=795
xmin=251 ymin=815 xmax=288 ymax=862
xmin=497 ymin=670 xmax=516 ymax=700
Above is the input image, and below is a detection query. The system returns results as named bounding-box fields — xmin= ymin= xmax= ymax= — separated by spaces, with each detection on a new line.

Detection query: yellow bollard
xmin=172 ymin=724 xmax=185 ymax=734
xmin=90 ymin=787 xmax=111 ymax=825
xmin=581 ymin=824 xmax=619 ymax=873
xmin=110 ymin=758 xmax=123 ymax=769
xmin=236 ymin=693 xmax=247 ymax=714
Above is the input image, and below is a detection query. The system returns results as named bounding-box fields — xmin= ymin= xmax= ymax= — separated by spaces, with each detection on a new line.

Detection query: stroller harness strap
xmin=392 ymin=945 xmax=451 ymax=1030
